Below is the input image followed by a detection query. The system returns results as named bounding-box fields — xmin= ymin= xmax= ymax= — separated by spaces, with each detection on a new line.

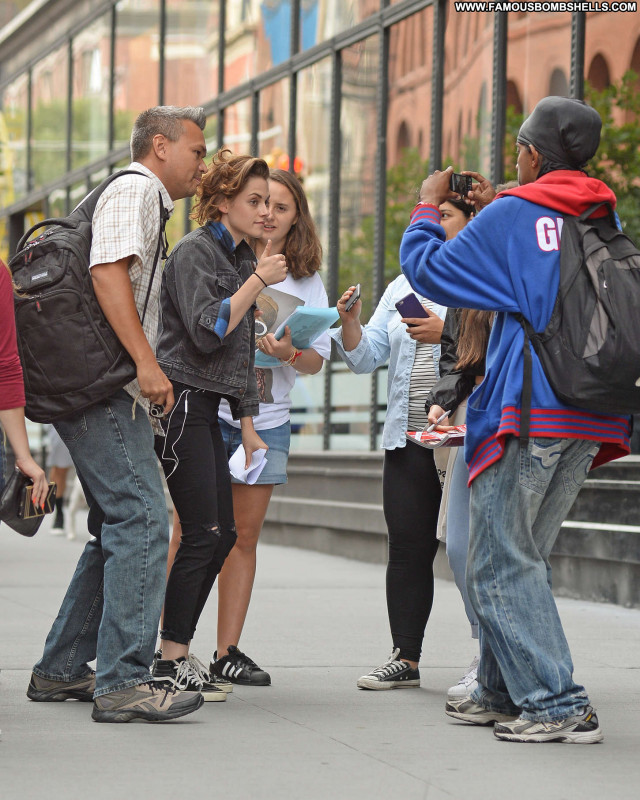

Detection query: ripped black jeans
xmin=155 ymin=383 xmax=237 ymax=645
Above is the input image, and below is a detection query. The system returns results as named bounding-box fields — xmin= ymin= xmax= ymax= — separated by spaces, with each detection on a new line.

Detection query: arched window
xmin=506 ymin=80 xmax=523 ymax=114
xmin=396 ymin=121 xmax=411 ymax=161
xmin=587 ymin=54 xmax=611 ymax=91
xmin=549 ymin=68 xmax=569 ymax=97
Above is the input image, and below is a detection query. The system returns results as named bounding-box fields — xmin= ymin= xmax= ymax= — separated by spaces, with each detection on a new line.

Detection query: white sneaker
xmin=447 ymin=655 xmax=479 ymax=700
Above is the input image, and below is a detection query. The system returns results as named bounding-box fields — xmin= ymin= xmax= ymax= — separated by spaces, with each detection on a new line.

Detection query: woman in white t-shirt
xmin=212 ymin=170 xmax=330 ymax=686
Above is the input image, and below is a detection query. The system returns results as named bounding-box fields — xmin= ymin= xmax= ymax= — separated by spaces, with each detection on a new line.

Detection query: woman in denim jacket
xmin=151 ymin=149 xmax=287 ymax=699
xmin=331 ymin=198 xmax=473 ymax=691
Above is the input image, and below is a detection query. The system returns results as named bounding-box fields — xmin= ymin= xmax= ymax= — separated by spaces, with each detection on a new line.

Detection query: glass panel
xmin=0 ymin=73 xmax=29 ymax=204
xmin=329 ymin=362 xmax=372 ymax=451
xmin=339 ymin=34 xmax=379 ymax=318
xmin=0 ymin=215 xmax=9 ymax=263
xmin=386 ymin=6 xmax=432 ymax=289
xmin=222 ymin=97 xmax=252 ymax=153
xmin=503 ymin=12 xmax=572 ymax=182
xmin=32 ymin=45 xmax=69 ymax=190
xmin=47 ymin=188 xmax=68 ymax=218
xmin=114 ymin=0 xmax=159 ymax=146
xmin=332 ymin=33 xmax=379 ymax=450
xmin=443 ymin=8 xmax=493 ymax=176
xmin=296 ymin=57 xmax=332 ymax=263
xmin=224 ymin=1 xmax=285 ymax=91
xmin=301 ymin=1 xmax=379 ymax=51
xmin=258 ymin=77 xmax=289 ymax=166
xmin=164 ymin=0 xmax=219 ymax=106
xmin=71 ymin=13 xmax=111 ymax=170
xmin=290 ymin=371 xmax=327 ymax=451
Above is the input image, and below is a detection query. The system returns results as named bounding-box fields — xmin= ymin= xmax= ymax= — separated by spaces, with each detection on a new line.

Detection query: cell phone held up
xmin=395 ymin=293 xmax=428 ymax=325
xmin=18 ymin=481 xmax=57 ymax=519
xmin=450 ymin=172 xmax=472 ymax=197
xmin=344 ymin=284 xmax=361 ymax=312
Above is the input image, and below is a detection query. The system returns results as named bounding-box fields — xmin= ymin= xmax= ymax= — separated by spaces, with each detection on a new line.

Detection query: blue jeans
xmin=445 ymin=450 xmax=478 ymax=639
xmin=467 ymin=435 xmax=599 ymax=722
xmin=32 ymin=390 xmax=169 ymax=698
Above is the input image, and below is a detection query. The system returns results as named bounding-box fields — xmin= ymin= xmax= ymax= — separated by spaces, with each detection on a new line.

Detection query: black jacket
xmin=156 ymin=226 xmax=259 ymax=419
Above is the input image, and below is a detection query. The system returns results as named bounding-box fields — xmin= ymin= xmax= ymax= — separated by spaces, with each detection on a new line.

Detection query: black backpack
xmin=518 ymin=201 xmax=640 ymax=438
xmin=9 ymin=170 xmax=168 ymax=422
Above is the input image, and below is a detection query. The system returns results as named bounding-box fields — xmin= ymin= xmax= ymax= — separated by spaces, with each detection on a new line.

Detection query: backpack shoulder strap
xmin=515 ymin=312 xmax=534 ymax=440
xmin=71 ymin=169 xmax=148 ymax=222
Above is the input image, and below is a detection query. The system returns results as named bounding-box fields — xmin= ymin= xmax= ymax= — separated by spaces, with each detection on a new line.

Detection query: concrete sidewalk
xmin=1 ymin=517 xmax=639 ymax=800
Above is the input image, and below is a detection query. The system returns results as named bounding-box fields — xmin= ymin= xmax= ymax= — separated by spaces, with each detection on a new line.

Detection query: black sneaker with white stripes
xmin=152 ymin=655 xmax=226 ymax=702
xmin=357 ymin=648 xmax=420 ymax=690
xmin=210 ymin=645 xmax=271 ymax=686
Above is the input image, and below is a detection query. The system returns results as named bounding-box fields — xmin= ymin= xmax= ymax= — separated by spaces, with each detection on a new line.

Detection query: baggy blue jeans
xmin=32 ymin=390 xmax=169 ymax=698
xmin=467 ymin=435 xmax=599 ymax=722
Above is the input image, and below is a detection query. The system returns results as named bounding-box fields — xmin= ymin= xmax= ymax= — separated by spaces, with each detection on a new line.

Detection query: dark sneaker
xmin=92 ymin=681 xmax=203 ymax=723
xmin=494 ymin=705 xmax=604 ymax=744
xmin=357 ymin=648 xmax=420 ymax=690
xmin=445 ymin=696 xmax=519 ymax=725
xmin=210 ymin=646 xmax=271 ymax=686
xmin=152 ymin=656 xmax=226 ymax=702
xmin=27 ymin=671 xmax=95 ymax=702
xmin=187 ymin=653 xmax=233 ymax=694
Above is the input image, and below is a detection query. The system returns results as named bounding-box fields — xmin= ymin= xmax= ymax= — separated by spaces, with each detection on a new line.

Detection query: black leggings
xmin=155 ymin=383 xmax=237 ymax=645
xmin=382 ymin=439 xmax=442 ymax=662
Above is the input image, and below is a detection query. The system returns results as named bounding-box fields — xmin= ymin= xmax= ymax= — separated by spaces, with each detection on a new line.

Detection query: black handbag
xmin=0 ymin=468 xmax=55 ymax=537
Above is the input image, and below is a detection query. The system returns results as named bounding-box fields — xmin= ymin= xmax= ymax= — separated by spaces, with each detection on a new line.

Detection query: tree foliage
xmin=504 ymin=71 xmax=640 ymax=242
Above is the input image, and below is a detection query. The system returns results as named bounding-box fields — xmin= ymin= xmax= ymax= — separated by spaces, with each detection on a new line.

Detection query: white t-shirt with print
xmin=218 ymin=271 xmax=331 ymax=431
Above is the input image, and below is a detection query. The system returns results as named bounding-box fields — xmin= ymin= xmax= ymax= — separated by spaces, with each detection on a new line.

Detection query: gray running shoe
xmin=91 ymin=681 xmax=203 ymax=723
xmin=27 ymin=671 xmax=95 ymax=702
xmin=357 ymin=648 xmax=420 ymax=690
xmin=494 ymin=705 xmax=604 ymax=744
xmin=445 ymin=696 xmax=519 ymax=726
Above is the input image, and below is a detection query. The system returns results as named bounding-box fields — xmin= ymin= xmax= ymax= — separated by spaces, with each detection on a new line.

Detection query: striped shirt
xmin=89 ymin=162 xmax=173 ymax=412
xmin=407 ymin=300 xmax=440 ymax=430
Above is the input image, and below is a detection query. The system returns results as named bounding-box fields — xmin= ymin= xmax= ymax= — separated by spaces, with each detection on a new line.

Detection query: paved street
xmin=1 ymin=516 xmax=639 ymax=800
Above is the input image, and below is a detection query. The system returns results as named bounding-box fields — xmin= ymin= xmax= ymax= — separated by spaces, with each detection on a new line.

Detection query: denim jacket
xmin=330 ymin=274 xmax=447 ymax=450
xmin=156 ymin=225 xmax=259 ymax=419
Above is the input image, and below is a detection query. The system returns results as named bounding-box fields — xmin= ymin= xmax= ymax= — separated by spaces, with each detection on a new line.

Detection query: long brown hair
xmin=190 ymin=147 xmax=270 ymax=225
xmin=456 ymin=309 xmax=494 ymax=370
xmin=268 ymin=169 xmax=322 ymax=279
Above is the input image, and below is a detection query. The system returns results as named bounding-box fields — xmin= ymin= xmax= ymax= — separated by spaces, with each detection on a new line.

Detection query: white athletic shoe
xmin=447 ymin=655 xmax=479 ymax=700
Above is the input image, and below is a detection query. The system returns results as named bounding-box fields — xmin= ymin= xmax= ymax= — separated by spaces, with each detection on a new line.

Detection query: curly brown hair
xmin=191 ymin=147 xmax=270 ymax=226
xmin=268 ymin=169 xmax=322 ymax=279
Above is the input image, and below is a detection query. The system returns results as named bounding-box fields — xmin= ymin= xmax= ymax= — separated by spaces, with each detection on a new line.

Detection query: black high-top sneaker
xmin=152 ymin=656 xmax=226 ymax=702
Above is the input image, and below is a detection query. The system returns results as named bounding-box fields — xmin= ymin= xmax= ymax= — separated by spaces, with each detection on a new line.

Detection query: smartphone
xmin=395 ymin=293 xmax=428 ymax=321
xmin=344 ymin=284 xmax=361 ymax=312
xmin=450 ymin=172 xmax=472 ymax=197
xmin=18 ymin=481 xmax=57 ymax=519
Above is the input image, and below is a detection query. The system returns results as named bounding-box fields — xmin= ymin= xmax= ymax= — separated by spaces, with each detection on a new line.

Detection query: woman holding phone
xmin=332 ymin=197 xmax=473 ymax=691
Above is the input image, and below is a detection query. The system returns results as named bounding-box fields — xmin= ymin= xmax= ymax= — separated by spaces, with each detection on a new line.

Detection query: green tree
xmin=504 ymin=72 xmax=640 ymax=242
xmin=339 ymin=147 xmax=429 ymax=318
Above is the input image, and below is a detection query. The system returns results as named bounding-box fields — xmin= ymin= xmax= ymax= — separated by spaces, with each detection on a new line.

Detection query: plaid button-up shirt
xmin=89 ymin=162 xmax=173 ymax=415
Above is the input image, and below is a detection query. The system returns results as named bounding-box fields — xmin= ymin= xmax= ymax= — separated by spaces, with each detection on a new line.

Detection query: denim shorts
xmin=219 ymin=418 xmax=290 ymax=485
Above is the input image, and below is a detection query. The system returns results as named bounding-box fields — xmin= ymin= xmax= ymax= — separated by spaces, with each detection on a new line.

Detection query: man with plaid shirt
xmin=28 ymin=107 xmax=208 ymax=723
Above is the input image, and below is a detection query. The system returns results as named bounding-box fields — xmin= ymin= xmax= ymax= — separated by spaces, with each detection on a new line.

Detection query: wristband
xmin=282 ymin=348 xmax=302 ymax=367
xmin=253 ymin=271 xmax=268 ymax=288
